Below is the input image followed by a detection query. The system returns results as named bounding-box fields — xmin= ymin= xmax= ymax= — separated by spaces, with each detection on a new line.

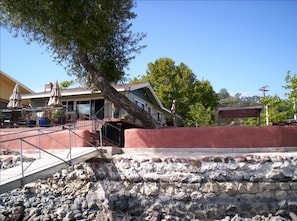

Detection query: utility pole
xmin=259 ymin=86 xmax=269 ymax=126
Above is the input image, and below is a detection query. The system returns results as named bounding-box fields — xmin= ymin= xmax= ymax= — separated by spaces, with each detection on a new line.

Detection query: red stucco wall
xmin=0 ymin=129 xmax=90 ymax=151
xmin=125 ymin=126 xmax=297 ymax=148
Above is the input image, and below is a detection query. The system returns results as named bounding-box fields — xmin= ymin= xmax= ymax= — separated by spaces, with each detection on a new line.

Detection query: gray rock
xmin=11 ymin=206 xmax=25 ymax=221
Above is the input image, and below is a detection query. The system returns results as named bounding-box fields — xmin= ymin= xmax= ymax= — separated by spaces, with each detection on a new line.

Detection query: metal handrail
xmin=94 ymin=105 xmax=106 ymax=119
xmin=21 ymin=139 xmax=71 ymax=166
xmin=102 ymin=122 xmax=121 ymax=146
xmin=0 ymin=119 xmax=106 ymax=186
xmin=68 ymin=129 xmax=107 ymax=161
xmin=0 ymin=126 xmax=43 ymax=138
xmin=0 ymin=127 xmax=72 ymax=144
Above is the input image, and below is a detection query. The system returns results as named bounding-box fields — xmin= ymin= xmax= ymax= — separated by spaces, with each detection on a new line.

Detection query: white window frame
xmin=135 ymin=99 xmax=145 ymax=110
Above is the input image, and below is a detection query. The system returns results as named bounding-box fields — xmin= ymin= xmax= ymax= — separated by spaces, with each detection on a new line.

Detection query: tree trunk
xmin=80 ymin=54 xmax=156 ymax=129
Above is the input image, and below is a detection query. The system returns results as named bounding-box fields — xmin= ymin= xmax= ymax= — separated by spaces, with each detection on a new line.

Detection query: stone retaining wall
xmin=1 ymin=152 xmax=297 ymax=220
xmin=107 ymin=153 xmax=297 ymax=219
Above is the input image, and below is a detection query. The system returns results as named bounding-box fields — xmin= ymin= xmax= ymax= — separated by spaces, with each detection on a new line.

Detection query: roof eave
xmin=1 ymin=70 xmax=35 ymax=93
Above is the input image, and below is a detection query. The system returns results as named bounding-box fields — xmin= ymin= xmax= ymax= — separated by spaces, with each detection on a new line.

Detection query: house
xmin=0 ymin=70 xmax=34 ymax=109
xmin=21 ymin=82 xmax=176 ymax=146
xmin=0 ymin=70 xmax=35 ymax=126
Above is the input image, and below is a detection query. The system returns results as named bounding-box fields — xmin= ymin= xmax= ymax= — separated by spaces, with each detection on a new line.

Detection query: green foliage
xmin=217 ymin=88 xmax=262 ymax=126
xmin=60 ymin=80 xmax=74 ymax=89
xmin=218 ymin=89 xmax=261 ymax=108
xmin=186 ymin=103 xmax=212 ymax=127
xmin=218 ymin=85 xmax=293 ymax=126
xmin=194 ymin=80 xmax=219 ymax=110
xmin=260 ymin=95 xmax=280 ymax=106
xmin=257 ymin=79 xmax=297 ymax=125
xmin=0 ymin=0 xmax=160 ymax=128
xmin=218 ymin=88 xmax=230 ymax=100
xmin=0 ymin=0 xmax=146 ymax=83
xmin=132 ymin=57 xmax=218 ymax=126
xmin=283 ymin=70 xmax=297 ymax=113
xmin=260 ymin=96 xmax=292 ymax=125
xmin=257 ymin=70 xmax=297 ymax=125
xmin=51 ymin=108 xmax=63 ymax=118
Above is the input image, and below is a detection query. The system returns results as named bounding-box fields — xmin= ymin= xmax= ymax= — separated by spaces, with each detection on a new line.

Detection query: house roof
xmin=0 ymin=70 xmax=35 ymax=94
xmin=218 ymin=105 xmax=263 ymax=119
xmin=21 ymin=82 xmax=172 ymax=114
xmin=22 ymin=87 xmax=95 ymax=99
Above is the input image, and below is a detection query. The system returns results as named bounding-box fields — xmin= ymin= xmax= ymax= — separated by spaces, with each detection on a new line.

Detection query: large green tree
xmin=0 ymin=0 xmax=156 ymax=128
xmin=260 ymin=95 xmax=292 ymax=125
xmin=283 ymin=70 xmax=297 ymax=116
xmin=131 ymin=57 xmax=218 ymax=126
xmin=256 ymin=71 xmax=297 ymax=125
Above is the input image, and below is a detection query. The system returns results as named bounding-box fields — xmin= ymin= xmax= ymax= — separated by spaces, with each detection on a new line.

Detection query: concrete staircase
xmin=90 ymin=131 xmax=120 ymax=147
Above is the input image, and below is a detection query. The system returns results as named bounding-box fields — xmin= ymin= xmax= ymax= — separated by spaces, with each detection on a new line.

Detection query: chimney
xmin=44 ymin=82 xmax=53 ymax=92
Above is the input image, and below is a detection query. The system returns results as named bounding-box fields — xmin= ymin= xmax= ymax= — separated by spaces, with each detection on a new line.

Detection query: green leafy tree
xmin=0 ymin=0 xmax=157 ymax=128
xmin=260 ymin=95 xmax=292 ymax=125
xmin=217 ymin=89 xmax=239 ymax=107
xmin=218 ymin=88 xmax=230 ymax=100
xmin=187 ymin=103 xmax=212 ymax=127
xmin=257 ymin=71 xmax=297 ymax=125
xmin=194 ymin=80 xmax=218 ymax=111
xmin=283 ymin=70 xmax=297 ymax=116
xmin=132 ymin=57 xmax=218 ymax=126
xmin=60 ymin=80 xmax=74 ymax=89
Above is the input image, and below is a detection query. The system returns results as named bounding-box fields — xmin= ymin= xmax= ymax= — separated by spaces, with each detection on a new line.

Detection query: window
xmin=113 ymin=108 xmax=120 ymax=118
xmin=157 ymin=112 xmax=161 ymax=121
xmin=68 ymin=101 xmax=74 ymax=112
xmin=135 ymin=100 xmax=145 ymax=110
xmin=62 ymin=101 xmax=74 ymax=112
xmin=77 ymin=100 xmax=90 ymax=116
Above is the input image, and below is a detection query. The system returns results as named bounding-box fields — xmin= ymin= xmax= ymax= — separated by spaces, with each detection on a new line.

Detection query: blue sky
xmin=1 ymin=1 xmax=297 ymax=98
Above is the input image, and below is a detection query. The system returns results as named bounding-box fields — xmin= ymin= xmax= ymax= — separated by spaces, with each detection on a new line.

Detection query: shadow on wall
xmin=86 ymin=158 xmax=146 ymax=219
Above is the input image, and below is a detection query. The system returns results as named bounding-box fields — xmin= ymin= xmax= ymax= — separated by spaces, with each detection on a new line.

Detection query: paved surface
xmin=0 ymin=147 xmax=115 ymax=193
xmin=116 ymin=147 xmax=297 ymax=160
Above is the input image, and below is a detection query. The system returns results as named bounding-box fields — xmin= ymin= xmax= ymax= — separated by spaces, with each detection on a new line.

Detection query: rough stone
xmin=1 ymin=153 xmax=297 ymax=220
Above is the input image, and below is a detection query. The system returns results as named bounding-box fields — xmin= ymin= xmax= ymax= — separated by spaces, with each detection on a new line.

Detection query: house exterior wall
xmin=127 ymin=90 xmax=167 ymax=125
xmin=0 ymin=71 xmax=32 ymax=108
xmin=29 ymin=93 xmax=104 ymax=111
xmin=30 ymin=98 xmax=48 ymax=108
xmin=100 ymin=89 xmax=169 ymax=126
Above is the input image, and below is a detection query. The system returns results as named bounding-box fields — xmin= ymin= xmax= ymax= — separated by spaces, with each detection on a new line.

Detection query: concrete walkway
xmin=0 ymin=146 xmax=120 ymax=194
xmin=118 ymin=147 xmax=297 ymax=160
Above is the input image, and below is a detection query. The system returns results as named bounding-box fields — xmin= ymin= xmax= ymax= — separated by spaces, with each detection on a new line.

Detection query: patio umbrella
xmin=7 ymin=84 xmax=23 ymax=109
xmin=48 ymin=80 xmax=62 ymax=107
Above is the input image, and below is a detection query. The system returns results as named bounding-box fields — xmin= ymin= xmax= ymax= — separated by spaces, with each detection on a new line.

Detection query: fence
xmin=0 ymin=119 xmax=106 ymax=187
